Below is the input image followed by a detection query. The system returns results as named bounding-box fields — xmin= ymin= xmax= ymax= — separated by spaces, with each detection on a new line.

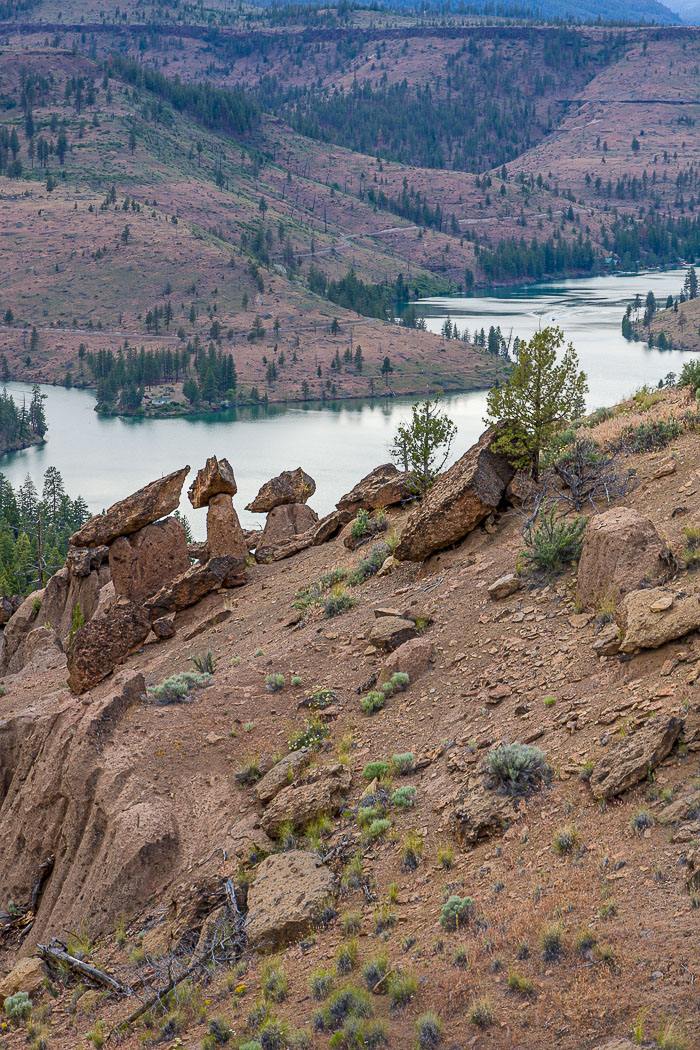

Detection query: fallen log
xmin=37 ymin=941 xmax=132 ymax=996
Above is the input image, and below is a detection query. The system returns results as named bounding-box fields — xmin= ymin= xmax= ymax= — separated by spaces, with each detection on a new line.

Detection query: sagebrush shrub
xmin=487 ymin=742 xmax=551 ymax=797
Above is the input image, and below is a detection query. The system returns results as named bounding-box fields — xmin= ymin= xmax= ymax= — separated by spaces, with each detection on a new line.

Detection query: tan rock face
xmin=109 ymin=517 xmax=190 ymax=603
xmin=255 ymin=750 xmax=310 ymax=804
xmin=379 ymin=637 xmax=434 ymax=685
xmin=261 ymin=765 xmax=351 ymax=836
xmin=395 ymin=428 xmax=514 ymax=562
xmin=70 ymin=466 xmax=190 ymax=548
xmin=589 ymin=715 xmax=684 ymax=798
xmin=144 ymin=556 xmax=246 ymax=619
xmin=617 ymin=586 xmax=700 ymax=652
xmin=0 ymin=957 xmax=47 ymax=1004
xmin=245 ymin=850 xmax=335 ymax=948
xmin=369 ymin=616 xmax=418 ymax=652
xmin=188 ymin=456 xmax=237 ymax=509
xmin=67 ymin=599 xmax=152 ymax=694
xmin=336 ymin=463 xmax=412 ymax=514
xmin=206 ymin=494 xmax=249 ymax=560
xmin=256 ymin=503 xmax=318 ymax=562
xmin=577 ymin=507 xmax=670 ymax=610
xmin=246 ymin=468 xmax=315 ymax=512
xmin=452 ymin=780 xmax=515 ymax=845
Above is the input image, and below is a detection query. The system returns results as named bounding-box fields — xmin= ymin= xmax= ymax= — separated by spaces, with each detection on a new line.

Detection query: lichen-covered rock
xmin=246 ymin=468 xmax=315 ymax=513
xmin=261 ymin=765 xmax=351 ymax=836
xmin=337 ymin=463 xmax=412 ymax=514
xmin=109 ymin=517 xmax=190 ymax=603
xmin=577 ymin=507 xmax=670 ymax=610
xmin=70 ymin=466 xmax=189 ymax=547
xmin=245 ymin=850 xmax=335 ymax=948
xmin=617 ymin=586 xmax=700 ymax=652
xmin=67 ymin=599 xmax=152 ymax=694
xmin=206 ymin=494 xmax=249 ymax=560
xmin=395 ymin=428 xmax=514 ymax=561
xmin=589 ymin=715 xmax=684 ymax=798
xmin=188 ymin=456 xmax=237 ymax=508
xmin=145 ymin=556 xmax=246 ymax=620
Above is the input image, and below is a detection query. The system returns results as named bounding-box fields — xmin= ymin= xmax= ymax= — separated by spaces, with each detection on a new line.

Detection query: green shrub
xmin=309 ymin=969 xmax=334 ymax=1000
xmin=522 ymin=509 xmax=585 ymax=575
xmin=401 ymin=830 xmax=423 ymax=870
xmin=392 ymin=752 xmax=415 ymax=775
xmin=191 ymin=649 xmax=215 ymax=674
xmin=265 ymin=673 xmax=285 ymax=692
xmin=342 ymin=910 xmax=362 ymax=935
xmin=69 ymin=601 xmax=84 ymax=644
xmin=373 ymin=905 xmax=396 ymax=933
xmin=392 ymin=785 xmax=417 ymax=808
xmin=679 ymin=359 xmax=700 ymax=394
xmin=436 ymin=843 xmax=454 ymax=870
xmin=357 ymin=806 xmax=378 ymax=827
xmin=415 ymin=1011 xmax=442 ymax=1049
xmin=439 ymin=895 xmax=473 ymax=931
xmin=336 ymin=939 xmax=359 ymax=975
xmin=623 ymin=417 xmax=682 ymax=452
xmin=4 ymin=991 xmax=32 ymax=1022
xmin=348 ymin=543 xmax=390 ymax=585
xmin=258 ymin=1018 xmax=289 ymax=1050
xmin=553 ymin=826 xmax=578 ymax=855
xmin=261 ymin=960 xmax=288 ymax=1003
xmin=362 ymin=761 xmax=391 ymax=781
xmin=314 ymin=985 xmax=372 ymax=1033
xmin=540 ymin=922 xmax=563 ymax=961
xmin=507 ymin=970 xmax=534 ymax=996
xmin=324 ymin=588 xmax=355 ymax=618
xmin=350 ymin=509 xmax=371 ymax=540
xmin=148 ymin=670 xmax=211 ymax=704
xmin=329 ymin=1019 xmax=387 ymax=1049
xmin=208 ymin=1016 xmax=233 ymax=1044
xmin=487 ymin=742 xmax=551 ymax=796
xmin=361 ymin=690 xmax=385 ymax=715
xmin=367 ymin=818 xmax=391 ymax=841
xmin=387 ymin=971 xmax=418 ymax=1008
xmin=234 ymin=755 xmax=261 ymax=786
xmin=362 ymin=952 xmax=389 ymax=991
xmin=630 ymin=809 xmax=653 ymax=835
xmin=468 ymin=997 xmax=493 ymax=1028
xmin=288 ymin=716 xmax=329 ymax=751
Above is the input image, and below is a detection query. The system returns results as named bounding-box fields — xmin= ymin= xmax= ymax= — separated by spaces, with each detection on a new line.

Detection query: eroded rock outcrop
xmin=206 ymin=494 xmax=249 ymax=560
xmin=70 ymin=466 xmax=189 ymax=548
xmin=109 ymin=517 xmax=190 ymax=603
xmin=395 ymin=428 xmax=514 ymax=561
xmin=145 ymin=555 xmax=246 ymax=620
xmin=337 ymin=463 xmax=412 ymax=514
xmin=188 ymin=456 xmax=237 ymax=509
xmin=577 ymin=507 xmax=671 ymax=610
xmin=617 ymin=586 xmax=700 ymax=652
xmin=67 ymin=599 xmax=152 ymax=693
xmin=589 ymin=714 xmax=684 ymax=798
xmin=245 ymin=850 xmax=335 ymax=948
xmin=246 ymin=468 xmax=315 ymax=512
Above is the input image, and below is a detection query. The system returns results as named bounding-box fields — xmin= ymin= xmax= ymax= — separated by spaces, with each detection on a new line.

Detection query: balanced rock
xmin=188 ymin=456 xmax=237 ymax=509
xmin=369 ymin=616 xmax=418 ymax=652
xmin=577 ymin=507 xmax=670 ymax=610
xmin=67 ymin=599 xmax=152 ymax=694
xmin=246 ymin=468 xmax=315 ymax=513
xmin=395 ymin=428 xmax=513 ymax=562
xmin=145 ymin=555 xmax=246 ymax=620
xmin=589 ymin=714 xmax=684 ymax=798
xmin=109 ymin=517 xmax=190 ymax=603
xmin=245 ymin=850 xmax=335 ymax=948
xmin=617 ymin=586 xmax=700 ymax=652
xmin=256 ymin=504 xmax=318 ymax=562
xmin=206 ymin=494 xmax=249 ymax=560
xmin=70 ymin=466 xmax=189 ymax=548
xmin=261 ymin=765 xmax=351 ymax=836
xmin=337 ymin=463 xmax=412 ymax=514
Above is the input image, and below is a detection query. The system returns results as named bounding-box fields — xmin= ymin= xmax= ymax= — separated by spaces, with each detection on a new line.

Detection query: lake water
xmin=1 ymin=268 xmax=696 ymax=537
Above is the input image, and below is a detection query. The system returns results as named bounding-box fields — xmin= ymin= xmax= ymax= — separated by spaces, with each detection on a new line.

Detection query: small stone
xmin=487 ymin=574 xmax=521 ymax=600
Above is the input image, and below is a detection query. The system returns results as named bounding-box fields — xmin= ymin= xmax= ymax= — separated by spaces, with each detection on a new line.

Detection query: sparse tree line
xmin=0 ymin=385 xmax=47 ymax=456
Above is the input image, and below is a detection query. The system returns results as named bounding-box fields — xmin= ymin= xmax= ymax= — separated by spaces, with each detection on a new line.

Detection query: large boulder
xmin=617 ymin=586 xmax=700 ymax=652
xmin=337 ymin=463 xmax=412 ymax=514
xmin=70 ymin=466 xmax=189 ymax=548
xmin=188 ymin=456 xmax=237 ymax=509
xmin=589 ymin=715 xmax=684 ymax=799
xmin=39 ymin=551 xmax=110 ymax=650
xmin=261 ymin=765 xmax=351 ymax=836
xmin=246 ymin=468 xmax=315 ymax=513
xmin=206 ymin=494 xmax=250 ymax=561
xmin=0 ymin=957 xmax=47 ymax=1004
xmin=395 ymin=428 xmax=514 ymax=562
xmin=67 ymin=599 xmax=152 ymax=694
xmin=245 ymin=850 xmax=335 ymax=948
xmin=145 ymin=556 xmax=246 ymax=620
xmin=379 ymin=637 xmax=434 ymax=685
xmin=109 ymin=517 xmax=190 ymax=603
xmin=256 ymin=503 xmax=319 ymax=562
xmin=369 ymin=616 xmax=418 ymax=652
xmin=577 ymin=508 xmax=670 ymax=610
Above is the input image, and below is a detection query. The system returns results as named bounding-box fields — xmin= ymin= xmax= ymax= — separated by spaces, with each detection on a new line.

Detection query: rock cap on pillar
xmin=246 ymin=468 xmax=316 ymax=513
xmin=188 ymin=456 xmax=237 ymax=509
xmin=70 ymin=466 xmax=190 ymax=548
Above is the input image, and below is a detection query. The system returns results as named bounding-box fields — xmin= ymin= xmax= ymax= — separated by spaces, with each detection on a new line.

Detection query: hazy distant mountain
xmin=527 ymin=0 xmax=681 ymax=19
xmin=663 ymin=0 xmax=700 ymax=22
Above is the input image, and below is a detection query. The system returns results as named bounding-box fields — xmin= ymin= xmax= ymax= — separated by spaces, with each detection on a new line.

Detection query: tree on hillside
xmin=390 ymin=395 xmax=457 ymax=497
xmin=485 ymin=326 xmax=587 ymax=481
xmin=685 ymin=266 xmax=698 ymax=301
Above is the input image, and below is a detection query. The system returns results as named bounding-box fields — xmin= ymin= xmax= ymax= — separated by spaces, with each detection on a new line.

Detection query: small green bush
xmin=553 ymin=826 xmax=578 ymax=855
xmin=314 ymin=985 xmax=372 ymax=1033
xmin=439 ymin=895 xmax=473 ymax=931
xmin=362 ymin=952 xmax=389 ymax=991
xmin=415 ymin=1011 xmax=442 ymax=1049
xmin=348 ymin=543 xmax=390 ymax=585
xmin=288 ymin=716 xmax=329 ymax=751
xmin=342 ymin=910 xmax=362 ymax=935
xmin=367 ymin=818 xmax=391 ymax=841
xmin=336 ymin=939 xmax=359 ymax=975
xmin=540 ymin=922 xmax=563 ymax=961
xmin=522 ymin=509 xmax=585 ymax=575
xmin=265 ymin=673 xmax=286 ymax=692
xmin=4 ymin=991 xmax=32 ymax=1022
xmin=630 ymin=809 xmax=654 ymax=834
xmin=392 ymin=785 xmax=417 ymax=808
xmin=507 ymin=970 xmax=534 ymax=996
xmin=324 ymin=589 xmax=355 ymax=618
xmin=487 ymin=742 xmax=551 ymax=797
xmin=623 ymin=417 xmax=682 ymax=452
xmin=191 ymin=649 xmax=215 ymax=674
xmin=310 ymin=969 xmax=334 ymax=1000
xmin=468 ymin=998 xmax=493 ymax=1028
xmin=387 ymin=971 xmax=418 ymax=1008
xmin=361 ymin=690 xmax=385 ymax=715
xmin=392 ymin=752 xmax=415 ymax=775
xmin=148 ymin=670 xmax=211 ymax=704
xmin=362 ymin=761 xmax=391 ymax=781
xmin=261 ymin=960 xmax=288 ymax=1003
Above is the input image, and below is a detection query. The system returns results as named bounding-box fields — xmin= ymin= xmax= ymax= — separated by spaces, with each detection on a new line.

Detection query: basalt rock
xmin=378 ymin=637 xmax=434 ymax=685
xmin=245 ymin=850 xmax=335 ymax=948
xmin=255 ymin=503 xmax=318 ymax=562
xmin=145 ymin=556 xmax=246 ymax=620
xmin=206 ymin=494 xmax=249 ymax=560
xmin=246 ymin=468 xmax=315 ymax=513
xmin=617 ymin=585 xmax=700 ymax=652
xmin=70 ymin=466 xmax=189 ymax=548
xmin=109 ymin=517 xmax=190 ymax=603
xmin=65 ymin=545 xmax=109 ymax=578
xmin=67 ymin=599 xmax=152 ymax=694
xmin=188 ymin=456 xmax=237 ymax=509
xmin=589 ymin=714 xmax=684 ymax=798
xmin=261 ymin=765 xmax=351 ymax=836
xmin=577 ymin=507 xmax=671 ymax=610
xmin=395 ymin=428 xmax=514 ymax=562
xmin=337 ymin=463 xmax=412 ymax=514
xmin=369 ymin=616 xmax=418 ymax=652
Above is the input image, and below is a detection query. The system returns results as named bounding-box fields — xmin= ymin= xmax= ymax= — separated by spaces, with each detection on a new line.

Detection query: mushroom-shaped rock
xmin=337 ymin=463 xmax=412 ymax=514
xmin=188 ymin=456 xmax=237 ymax=509
xmin=395 ymin=429 xmax=513 ymax=562
xmin=246 ymin=468 xmax=315 ymax=513
xmin=70 ymin=466 xmax=190 ymax=548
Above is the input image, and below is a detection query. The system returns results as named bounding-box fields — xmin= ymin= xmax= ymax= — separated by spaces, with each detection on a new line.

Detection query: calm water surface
xmin=1 ymin=269 xmax=696 ymax=537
